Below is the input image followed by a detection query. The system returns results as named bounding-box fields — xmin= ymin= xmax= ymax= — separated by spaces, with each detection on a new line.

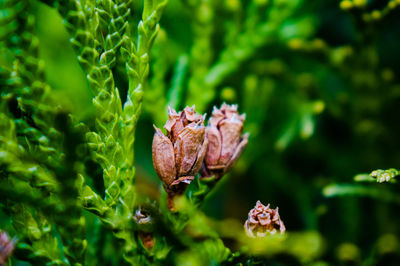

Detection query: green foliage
xmin=1 ymin=0 xmax=400 ymax=265
xmin=370 ymin=168 xmax=400 ymax=183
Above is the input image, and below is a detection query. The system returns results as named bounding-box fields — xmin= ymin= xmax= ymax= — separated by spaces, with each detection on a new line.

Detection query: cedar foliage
xmin=1 ymin=0 xmax=400 ymax=265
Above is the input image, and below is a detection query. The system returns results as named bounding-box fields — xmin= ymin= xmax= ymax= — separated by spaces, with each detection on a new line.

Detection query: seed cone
xmin=244 ymin=201 xmax=286 ymax=237
xmin=152 ymin=105 xmax=208 ymax=210
xmin=201 ymin=103 xmax=248 ymax=179
xmin=0 ymin=231 xmax=16 ymax=266
xmin=134 ymin=209 xmax=154 ymax=250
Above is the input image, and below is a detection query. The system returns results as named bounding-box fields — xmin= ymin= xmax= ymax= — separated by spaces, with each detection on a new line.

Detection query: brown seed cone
xmin=0 ymin=231 xmax=15 ymax=266
xmin=138 ymin=231 xmax=155 ymax=250
xmin=201 ymin=103 xmax=248 ymax=179
xmin=152 ymin=105 xmax=207 ymax=210
xmin=134 ymin=209 xmax=154 ymax=250
xmin=244 ymin=201 xmax=286 ymax=238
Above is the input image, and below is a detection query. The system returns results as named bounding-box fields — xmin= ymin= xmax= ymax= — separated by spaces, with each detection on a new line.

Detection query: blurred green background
xmin=10 ymin=0 xmax=400 ymax=264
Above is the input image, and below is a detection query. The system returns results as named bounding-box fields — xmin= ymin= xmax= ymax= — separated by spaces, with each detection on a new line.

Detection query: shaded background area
xmin=5 ymin=0 xmax=400 ymax=264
